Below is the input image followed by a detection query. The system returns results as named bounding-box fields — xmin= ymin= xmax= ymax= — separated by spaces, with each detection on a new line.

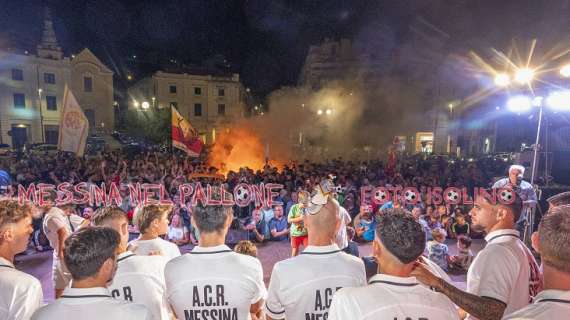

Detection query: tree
xmin=124 ymin=108 xmax=170 ymax=144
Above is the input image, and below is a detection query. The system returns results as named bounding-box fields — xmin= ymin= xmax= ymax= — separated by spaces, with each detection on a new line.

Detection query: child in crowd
xmin=344 ymin=226 xmax=359 ymax=257
xmin=449 ymin=235 xmax=474 ymax=271
xmin=427 ymin=228 xmax=449 ymax=271
xmin=355 ymin=205 xmax=375 ymax=242
xmin=451 ymin=213 xmax=470 ymax=238
xmin=234 ymin=240 xmax=258 ymax=258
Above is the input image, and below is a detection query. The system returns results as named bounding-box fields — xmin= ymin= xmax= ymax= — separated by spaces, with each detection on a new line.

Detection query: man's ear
xmin=372 ymin=237 xmax=382 ymax=258
xmin=495 ymin=206 xmax=509 ymax=222
xmin=531 ymin=231 xmax=540 ymax=253
xmin=0 ymin=227 xmax=14 ymax=243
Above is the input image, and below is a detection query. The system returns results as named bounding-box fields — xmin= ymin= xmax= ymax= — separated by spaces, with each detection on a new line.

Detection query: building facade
xmin=0 ymin=9 xmax=114 ymax=148
xmin=128 ymin=71 xmax=246 ymax=145
xmin=298 ymin=38 xmax=386 ymax=89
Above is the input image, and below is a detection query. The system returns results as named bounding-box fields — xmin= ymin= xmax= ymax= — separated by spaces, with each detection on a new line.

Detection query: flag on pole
xmin=58 ymin=86 xmax=88 ymax=156
xmin=171 ymin=106 xmax=203 ymax=157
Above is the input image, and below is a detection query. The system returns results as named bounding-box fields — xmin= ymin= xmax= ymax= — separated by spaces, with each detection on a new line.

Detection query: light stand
xmin=523 ymin=104 xmax=543 ymax=247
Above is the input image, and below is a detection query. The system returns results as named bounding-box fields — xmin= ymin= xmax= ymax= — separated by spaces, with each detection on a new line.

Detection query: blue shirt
xmin=269 ymin=216 xmax=288 ymax=241
xmin=492 ymin=178 xmax=537 ymax=203
xmin=359 ymin=218 xmax=376 ymax=242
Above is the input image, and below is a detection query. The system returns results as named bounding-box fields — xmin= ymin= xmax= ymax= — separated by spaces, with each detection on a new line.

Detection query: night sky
xmin=1 ymin=0 xmax=569 ymax=96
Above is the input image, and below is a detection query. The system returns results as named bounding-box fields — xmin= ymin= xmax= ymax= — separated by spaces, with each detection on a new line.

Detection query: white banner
xmin=58 ymin=86 xmax=88 ymax=156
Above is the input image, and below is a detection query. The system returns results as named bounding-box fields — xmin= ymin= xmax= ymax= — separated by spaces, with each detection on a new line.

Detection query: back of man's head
xmin=0 ymin=199 xmax=32 ymax=230
xmin=64 ymin=227 xmax=120 ymax=281
xmin=92 ymin=206 xmax=128 ymax=227
xmin=192 ymin=204 xmax=232 ymax=234
xmin=538 ymin=205 xmax=570 ymax=273
xmin=547 ymin=191 xmax=570 ymax=208
xmin=306 ymin=199 xmax=339 ymax=237
xmin=376 ymin=208 xmax=425 ymax=264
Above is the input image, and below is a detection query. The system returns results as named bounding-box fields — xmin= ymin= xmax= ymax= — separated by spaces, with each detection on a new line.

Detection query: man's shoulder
xmin=502 ymin=302 xmax=551 ymax=320
xmin=0 ymin=267 xmax=42 ymax=290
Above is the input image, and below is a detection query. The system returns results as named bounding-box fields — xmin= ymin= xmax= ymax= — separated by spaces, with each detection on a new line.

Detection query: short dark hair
xmin=547 ymin=191 xmax=570 ymax=207
xmin=192 ymin=204 xmax=232 ymax=234
xmin=376 ymin=208 xmax=425 ymax=264
xmin=539 ymin=205 xmax=570 ymax=273
xmin=91 ymin=206 xmax=127 ymax=226
xmin=64 ymin=227 xmax=120 ymax=280
xmin=457 ymin=235 xmax=472 ymax=248
xmin=497 ymin=192 xmax=523 ymax=222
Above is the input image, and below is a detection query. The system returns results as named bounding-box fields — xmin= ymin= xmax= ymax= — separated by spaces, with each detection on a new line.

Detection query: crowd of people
xmin=3 ymin=149 xmax=570 ymax=319
xmin=0 ymin=150 xmax=512 ymax=253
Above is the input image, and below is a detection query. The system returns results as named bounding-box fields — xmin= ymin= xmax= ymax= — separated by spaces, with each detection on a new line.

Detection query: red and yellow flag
xmin=171 ymin=106 xmax=203 ymax=157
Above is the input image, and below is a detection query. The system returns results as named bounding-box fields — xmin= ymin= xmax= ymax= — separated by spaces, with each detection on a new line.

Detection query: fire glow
xmin=208 ymin=127 xmax=267 ymax=175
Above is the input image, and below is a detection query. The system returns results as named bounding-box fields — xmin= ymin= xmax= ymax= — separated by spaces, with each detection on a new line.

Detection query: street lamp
xmin=151 ymin=97 xmax=156 ymax=108
xmin=514 ymin=68 xmax=535 ymax=85
xmin=133 ymin=100 xmax=140 ymax=108
xmin=141 ymin=101 xmax=150 ymax=110
xmin=494 ymin=73 xmax=511 ymax=87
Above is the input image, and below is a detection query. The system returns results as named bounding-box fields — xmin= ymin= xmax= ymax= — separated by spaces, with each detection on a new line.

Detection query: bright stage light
xmin=546 ymin=91 xmax=570 ymax=111
xmin=560 ymin=65 xmax=570 ymax=78
xmin=494 ymin=73 xmax=510 ymax=87
xmin=514 ymin=68 xmax=534 ymax=85
xmin=317 ymin=109 xmax=323 ymax=115
xmin=506 ymin=95 xmax=532 ymax=113
xmin=325 ymin=109 xmax=332 ymax=115
xmin=141 ymin=101 xmax=150 ymax=109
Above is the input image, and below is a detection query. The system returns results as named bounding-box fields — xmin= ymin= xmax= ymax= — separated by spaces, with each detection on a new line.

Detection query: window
xmin=46 ymin=96 xmax=57 ymax=111
xmin=218 ymin=88 xmax=225 ymax=96
xmin=217 ymin=104 xmax=226 ymax=116
xmin=84 ymin=77 xmax=93 ymax=92
xmin=13 ymin=93 xmax=25 ymax=108
xmin=45 ymin=125 xmax=59 ymax=145
xmin=44 ymin=73 xmax=56 ymax=84
xmin=170 ymin=102 xmax=178 ymax=109
xmin=169 ymin=85 xmax=177 ymax=94
xmin=11 ymin=69 xmax=23 ymax=81
xmin=194 ymin=103 xmax=202 ymax=116
xmin=194 ymin=87 xmax=202 ymax=95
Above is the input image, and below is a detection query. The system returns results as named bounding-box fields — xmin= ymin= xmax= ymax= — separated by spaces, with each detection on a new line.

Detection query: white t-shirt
xmin=43 ymin=207 xmax=81 ymax=260
xmin=335 ymin=205 xmax=352 ymax=250
xmin=128 ymin=237 xmax=181 ymax=261
xmin=467 ymin=229 xmax=542 ymax=320
xmin=31 ymin=287 xmax=151 ymax=320
xmin=264 ymin=244 xmax=366 ymax=320
xmin=165 ymin=244 xmax=266 ymax=320
xmin=0 ymin=257 xmax=43 ymax=320
xmin=328 ymin=273 xmax=459 ymax=320
xmin=502 ymin=289 xmax=570 ymax=320
xmin=167 ymin=226 xmax=188 ymax=242
xmin=108 ymin=251 xmax=171 ymax=320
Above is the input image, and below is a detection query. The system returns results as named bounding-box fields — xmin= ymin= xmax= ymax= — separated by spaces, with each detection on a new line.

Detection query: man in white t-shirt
xmin=92 ymin=206 xmax=171 ymax=320
xmin=328 ymin=208 xmax=458 ymax=320
xmin=503 ymin=205 xmax=570 ymax=319
xmin=32 ymin=227 xmax=151 ymax=320
xmin=165 ymin=204 xmax=266 ymax=320
xmin=42 ymin=202 xmax=87 ymax=298
xmin=265 ymin=194 xmax=366 ymax=320
xmin=0 ymin=200 xmax=43 ymax=320
xmin=413 ymin=194 xmax=542 ymax=320
xmin=128 ymin=204 xmax=181 ymax=261
xmin=333 ymin=195 xmax=352 ymax=251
